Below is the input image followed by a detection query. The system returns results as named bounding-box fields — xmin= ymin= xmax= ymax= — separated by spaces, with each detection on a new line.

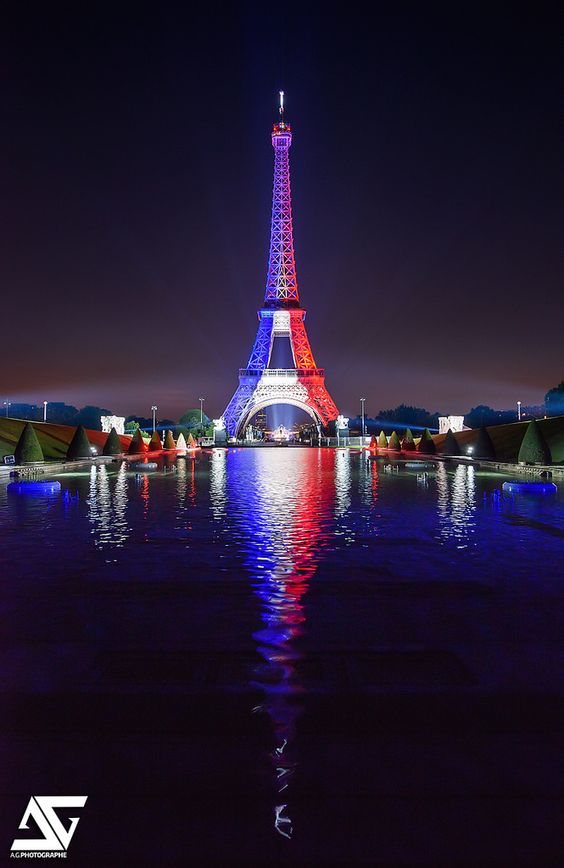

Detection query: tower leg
xmin=223 ymin=383 xmax=257 ymax=438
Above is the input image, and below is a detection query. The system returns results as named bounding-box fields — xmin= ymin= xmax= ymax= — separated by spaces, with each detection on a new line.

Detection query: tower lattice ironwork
xmin=223 ymin=94 xmax=339 ymax=438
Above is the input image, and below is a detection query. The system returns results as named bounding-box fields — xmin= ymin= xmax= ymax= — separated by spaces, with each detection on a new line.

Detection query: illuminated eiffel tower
xmin=223 ymin=93 xmax=339 ymax=439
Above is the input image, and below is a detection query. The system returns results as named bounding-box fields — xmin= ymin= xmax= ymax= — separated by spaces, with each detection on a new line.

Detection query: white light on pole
xmin=151 ymin=405 xmax=157 ymax=433
xmin=4 ymin=401 xmax=11 ymax=418
xmin=517 ymin=400 xmax=522 ymax=421
xmin=199 ymin=397 xmax=205 ymax=426
xmin=360 ymin=397 xmax=366 ymax=442
xmin=43 ymin=400 xmax=48 ymax=422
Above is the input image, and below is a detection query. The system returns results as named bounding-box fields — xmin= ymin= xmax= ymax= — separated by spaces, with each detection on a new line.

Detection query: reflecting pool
xmin=1 ymin=449 xmax=563 ymax=864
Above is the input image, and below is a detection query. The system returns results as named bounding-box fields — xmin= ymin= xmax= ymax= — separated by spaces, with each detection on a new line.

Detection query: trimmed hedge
xmin=369 ymin=434 xmax=378 ymax=449
xmin=187 ymin=432 xmax=196 ymax=448
xmin=148 ymin=431 xmax=162 ymax=451
xmin=388 ymin=431 xmax=401 ymax=450
xmin=15 ymin=422 xmax=44 ymax=464
xmin=474 ymin=426 xmax=496 ymax=460
xmin=103 ymin=427 xmax=123 ymax=456
xmin=164 ymin=430 xmax=176 ymax=449
xmin=378 ymin=430 xmax=388 ymax=448
xmin=401 ymin=428 xmax=415 ymax=450
xmin=176 ymin=432 xmax=187 ymax=451
xmin=128 ymin=429 xmax=147 ymax=455
xmin=417 ymin=428 xmax=436 ymax=454
xmin=442 ymin=428 xmax=461 ymax=456
xmin=518 ymin=419 xmax=551 ymax=465
xmin=67 ymin=425 xmax=92 ymax=460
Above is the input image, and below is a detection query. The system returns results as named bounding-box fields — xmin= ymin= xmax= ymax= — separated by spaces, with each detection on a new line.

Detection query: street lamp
xmin=4 ymin=401 xmax=11 ymax=418
xmin=360 ymin=397 xmax=366 ymax=442
xmin=151 ymin=405 xmax=157 ymax=433
xmin=43 ymin=400 xmax=48 ymax=422
xmin=517 ymin=400 xmax=522 ymax=421
xmin=199 ymin=397 xmax=205 ymax=426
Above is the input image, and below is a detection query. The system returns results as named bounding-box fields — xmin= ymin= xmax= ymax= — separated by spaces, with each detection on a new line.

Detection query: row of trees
xmin=370 ymin=420 xmax=552 ymax=464
xmin=2 ymin=403 xmax=215 ymax=436
xmin=351 ymin=383 xmax=564 ymax=433
xmin=371 ymin=428 xmax=437 ymax=454
xmin=13 ymin=423 xmax=199 ymax=464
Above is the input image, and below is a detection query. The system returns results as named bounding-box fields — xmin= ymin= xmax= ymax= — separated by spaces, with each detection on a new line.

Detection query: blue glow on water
xmin=1 ymin=450 xmax=563 ymax=861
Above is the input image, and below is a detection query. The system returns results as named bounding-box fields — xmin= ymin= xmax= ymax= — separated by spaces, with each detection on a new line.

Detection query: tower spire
xmin=265 ymin=91 xmax=298 ymax=308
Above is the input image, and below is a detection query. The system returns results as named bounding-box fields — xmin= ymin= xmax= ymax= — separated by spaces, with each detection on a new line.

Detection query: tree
xmin=465 ymin=405 xmax=515 ymax=428
xmin=388 ymin=431 xmax=401 ymax=450
xmin=474 ymin=426 xmax=496 ymax=460
xmin=401 ymin=428 xmax=415 ymax=450
xmin=148 ymin=431 xmax=162 ymax=451
xmin=442 ymin=429 xmax=461 ymax=456
xmin=164 ymin=430 xmax=176 ymax=449
xmin=15 ymin=422 xmax=44 ymax=464
xmin=128 ymin=429 xmax=146 ymax=454
xmin=103 ymin=427 xmax=123 ymax=456
xmin=179 ymin=409 xmax=211 ymax=434
xmin=124 ymin=420 xmax=140 ymax=435
xmin=518 ymin=420 xmax=551 ymax=465
xmin=377 ymin=404 xmax=440 ymax=430
xmin=67 ymin=425 xmax=92 ymax=460
xmin=75 ymin=406 xmax=113 ymax=431
xmin=47 ymin=403 xmax=79 ymax=425
xmin=378 ymin=430 xmax=388 ymax=448
xmin=417 ymin=428 xmax=436 ymax=454
xmin=545 ymin=382 xmax=564 ymax=417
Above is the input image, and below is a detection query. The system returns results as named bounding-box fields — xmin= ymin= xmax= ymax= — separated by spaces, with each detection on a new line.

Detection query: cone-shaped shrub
xmin=14 ymin=422 xmax=44 ymax=464
xmin=128 ymin=429 xmax=147 ymax=454
xmin=417 ymin=428 xmax=436 ymax=454
xmin=401 ymin=428 xmax=415 ymax=450
xmin=378 ymin=430 xmax=388 ymax=448
xmin=473 ymin=426 xmax=496 ymax=460
xmin=164 ymin=430 xmax=176 ymax=449
xmin=148 ymin=431 xmax=162 ymax=451
xmin=176 ymin=432 xmax=187 ymax=451
xmin=388 ymin=431 xmax=401 ymax=450
xmin=518 ymin=420 xmax=551 ymax=465
xmin=369 ymin=434 xmax=377 ymax=449
xmin=67 ymin=425 xmax=92 ymax=460
xmin=442 ymin=428 xmax=461 ymax=456
xmin=187 ymin=432 xmax=196 ymax=448
xmin=103 ymin=427 xmax=123 ymax=456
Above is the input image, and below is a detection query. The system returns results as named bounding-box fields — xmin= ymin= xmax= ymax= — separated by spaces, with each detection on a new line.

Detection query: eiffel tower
xmin=223 ymin=93 xmax=339 ymax=439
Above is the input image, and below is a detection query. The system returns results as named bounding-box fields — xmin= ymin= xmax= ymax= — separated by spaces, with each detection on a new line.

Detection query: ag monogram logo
xmin=11 ymin=796 xmax=87 ymax=855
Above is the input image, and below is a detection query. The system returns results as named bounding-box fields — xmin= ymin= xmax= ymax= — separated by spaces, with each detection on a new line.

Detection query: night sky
xmin=2 ymin=7 xmax=563 ymax=420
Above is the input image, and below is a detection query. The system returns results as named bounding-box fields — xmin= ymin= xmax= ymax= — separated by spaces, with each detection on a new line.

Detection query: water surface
xmin=1 ymin=449 xmax=563 ymax=864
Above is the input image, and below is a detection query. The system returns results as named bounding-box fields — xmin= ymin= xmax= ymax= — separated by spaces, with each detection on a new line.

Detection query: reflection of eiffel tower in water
xmin=223 ymin=93 xmax=339 ymax=439
xmin=211 ymin=449 xmax=335 ymax=839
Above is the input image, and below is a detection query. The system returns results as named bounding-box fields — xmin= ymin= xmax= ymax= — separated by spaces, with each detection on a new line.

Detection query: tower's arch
xmin=237 ymin=396 xmax=322 ymax=439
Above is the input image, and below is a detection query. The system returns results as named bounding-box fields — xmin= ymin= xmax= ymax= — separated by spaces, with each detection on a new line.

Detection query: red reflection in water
xmin=226 ymin=449 xmax=337 ymax=839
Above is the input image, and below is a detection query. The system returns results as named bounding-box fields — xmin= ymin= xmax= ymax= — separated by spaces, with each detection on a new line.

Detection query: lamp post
xmin=151 ymin=405 xmax=157 ymax=433
xmin=517 ymin=400 xmax=522 ymax=421
xmin=199 ymin=397 xmax=205 ymax=426
xmin=360 ymin=397 xmax=366 ymax=443
xmin=43 ymin=400 xmax=48 ymax=422
xmin=4 ymin=401 xmax=11 ymax=418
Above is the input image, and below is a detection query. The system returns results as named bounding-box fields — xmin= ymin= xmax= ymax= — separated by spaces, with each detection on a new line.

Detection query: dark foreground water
xmin=1 ymin=448 xmax=563 ymax=865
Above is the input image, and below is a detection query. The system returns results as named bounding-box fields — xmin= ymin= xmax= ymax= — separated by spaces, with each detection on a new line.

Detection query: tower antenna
xmin=279 ymin=90 xmax=284 ymax=120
